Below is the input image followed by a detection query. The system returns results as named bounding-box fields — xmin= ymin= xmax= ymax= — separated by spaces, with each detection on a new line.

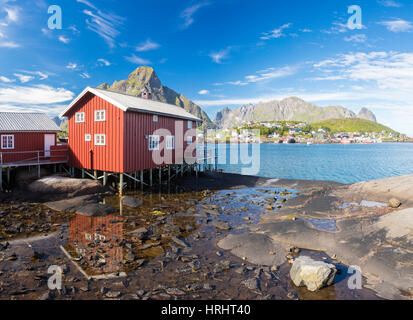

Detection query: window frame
xmin=166 ymin=135 xmax=175 ymax=150
xmin=94 ymin=110 xmax=106 ymax=122
xmin=94 ymin=134 xmax=106 ymax=146
xmin=1 ymin=135 xmax=14 ymax=150
xmin=153 ymin=115 xmax=158 ymax=122
xmin=75 ymin=112 xmax=85 ymax=123
xmin=85 ymin=134 xmax=91 ymax=142
xmin=186 ymin=135 xmax=193 ymax=145
xmin=149 ymin=135 xmax=160 ymax=151
xmin=188 ymin=121 xmax=193 ymax=129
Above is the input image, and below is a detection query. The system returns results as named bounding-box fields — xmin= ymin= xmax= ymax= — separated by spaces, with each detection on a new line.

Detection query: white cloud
xmin=0 ymin=41 xmax=19 ymax=48
xmin=180 ymin=2 xmax=210 ymax=29
xmin=322 ymin=22 xmax=351 ymax=34
xmin=260 ymin=23 xmax=292 ymax=40
xmin=58 ymin=35 xmax=70 ymax=44
xmin=209 ymin=47 xmax=231 ymax=64
xmin=80 ymin=72 xmax=91 ymax=79
xmin=379 ymin=19 xmax=413 ymax=32
xmin=4 ymin=6 xmax=19 ymax=23
xmin=125 ymin=54 xmax=151 ymax=65
xmin=198 ymin=90 xmax=209 ymax=95
xmin=0 ymin=85 xmax=74 ymax=104
xmin=19 ymin=71 xmax=49 ymax=80
xmin=0 ymin=76 xmax=14 ymax=83
xmin=66 ymin=62 xmax=78 ymax=70
xmin=136 ymin=39 xmax=160 ymax=52
xmin=378 ymin=0 xmax=402 ymax=7
xmin=97 ymin=58 xmax=111 ymax=66
xmin=223 ymin=66 xmax=297 ymax=86
xmin=13 ymin=73 xmax=34 ymax=83
xmin=77 ymin=0 xmax=125 ymax=48
xmin=344 ymin=34 xmax=367 ymax=43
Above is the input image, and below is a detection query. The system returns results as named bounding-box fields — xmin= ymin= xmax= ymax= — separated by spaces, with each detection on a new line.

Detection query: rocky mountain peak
xmin=358 ymin=107 xmax=377 ymax=122
xmin=97 ymin=66 xmax=213 ymax=126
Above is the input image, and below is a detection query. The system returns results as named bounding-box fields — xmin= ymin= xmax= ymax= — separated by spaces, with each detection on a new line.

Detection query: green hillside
xmin=311 ymin=118 xmax=397 ymax=134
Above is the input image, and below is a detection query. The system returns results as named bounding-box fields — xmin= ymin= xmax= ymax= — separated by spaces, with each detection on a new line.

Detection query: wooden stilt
xmin=134 ymin=171 xmax=137 ymax=189
xmin=103 ymin=172 xmax=108 ymax=186
xmin=159 ymin=167 xmax=162 ymax=185
xmin=140 ymin=170 xmax=144 ymax=190
xmin=181 ymin=164 xmax=184 ymax=177
xmin=119 ymin=173 xmax=124 ymax=196
xmin=81 ymin=169 xmax=85 ymax=179
xmin=6 ymin=168 xmax=10 ymax=185
xmin=37 ymin=165 xmax=41 ymax=178
xmin=94 ymin=170 xmax=97 ymax=179
xmin=168 ymin=166 xmax=171 ymax=183
xmin=0 ymin=168 xmax=3 ymax=192
xmin=149 ymin=169 xmax=153 ymax=187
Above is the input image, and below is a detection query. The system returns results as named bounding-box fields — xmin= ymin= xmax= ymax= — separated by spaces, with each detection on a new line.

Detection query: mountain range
xmin=214 ymin=97 xmax=377 ymax=129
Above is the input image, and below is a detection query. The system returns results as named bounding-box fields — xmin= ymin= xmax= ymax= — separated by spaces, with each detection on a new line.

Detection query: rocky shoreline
xmin=0 ymin=172 xmax=411 ymax=300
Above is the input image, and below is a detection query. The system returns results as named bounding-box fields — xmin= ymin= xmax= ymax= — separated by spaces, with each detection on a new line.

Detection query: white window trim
xmin=94 ymin=134 xmax=106 ymax=146
xmin=85 ymin=134 xmax=91 ymax=142
xmin=166 ymin=135 xmax=175 ymax=150
xmin=188 ymin=121 xmax=193 ymax=129
xmin=94 ymin=110 xmax=106 ymax=122
xmin=149 ymin=135 xmax=160 ymax=151
xmin=75 ymin=112 xmax=85 ymax=123
xmin=153 ymin=115 xmax=158 ymax=122
xmin=187 ymin=136 xmax=193 ymax=145
xmin=1 ymin=135 xmax=14 ymax=150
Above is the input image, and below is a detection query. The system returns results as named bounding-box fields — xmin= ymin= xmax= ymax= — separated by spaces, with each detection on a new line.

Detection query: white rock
xmin=290 ymin=256 xmax=337 ymax=292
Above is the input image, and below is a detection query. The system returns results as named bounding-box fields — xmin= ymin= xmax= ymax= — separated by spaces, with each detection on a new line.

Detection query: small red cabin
xmin=0 ymin=112 xmax=60 ymax=165
xmin=60 ymin=87 xmax=203 ymax=174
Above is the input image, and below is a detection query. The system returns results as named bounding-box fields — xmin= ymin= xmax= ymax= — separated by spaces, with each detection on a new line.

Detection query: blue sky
xmin=1 ymin=0 xmax=413 ymax=135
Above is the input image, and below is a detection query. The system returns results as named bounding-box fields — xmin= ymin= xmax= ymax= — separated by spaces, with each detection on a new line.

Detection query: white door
xmin=44 ymin=134 xmax=55 ymax=157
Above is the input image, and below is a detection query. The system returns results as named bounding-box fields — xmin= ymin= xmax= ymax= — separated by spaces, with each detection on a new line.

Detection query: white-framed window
xmin=187 ymin=136 xmax=193 ymax=145
xmin=149 ymin=135 xmax=160 ymax=151
xmin=95 ymin=110 xmax=106 ymax=122
xmin=85 ymin=134 xmax=91 ymax=142
xmin=1 ymin=135 xmax=14 ymax=149
xmin=188 ymin=121 xmax=193 ymax=129
xmin=94 ymin=134 xmax=106 ymax=146
xmin=166 ymin=136 xmax=175 ymax=150
xmin=75 ymin=112 xmax=85 ymax=123
xmin=153 ymin=115 xmax=158 ymax=122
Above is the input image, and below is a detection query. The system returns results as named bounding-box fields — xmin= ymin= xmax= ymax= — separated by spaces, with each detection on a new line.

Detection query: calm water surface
xmin=216 ymin=143 xmax=413 ymax=184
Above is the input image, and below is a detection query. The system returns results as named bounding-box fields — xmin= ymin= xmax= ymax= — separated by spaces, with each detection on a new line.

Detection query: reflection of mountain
xmin=68 ymin=215 xmax=124 ymax=275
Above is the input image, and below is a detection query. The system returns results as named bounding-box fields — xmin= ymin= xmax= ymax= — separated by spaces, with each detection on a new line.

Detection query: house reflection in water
xmin=68 ymin=214 xmax=124 ymax=275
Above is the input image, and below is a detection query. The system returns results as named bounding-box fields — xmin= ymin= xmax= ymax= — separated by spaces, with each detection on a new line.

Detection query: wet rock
xmin=242 ymin=278 xmax=260 ymax=291
xmin=212 ymin=220 xmax=231 ymax=231
xmin=166 ymin=288 xmax=185 ymax=295
xmin=126 ymin=251 xmax=135 ymax=261
xmin=122 ymin=196 xmax=143 ymax=208
xmin=389 ymin=198 xmax=401 ymax=208
xmin=105 ymin=291 xmax=122 ymax=298
xmin=290 ymin=256 xmax=337 ymax=292
xmin=186 ymin=283 xmax=203 ymax=291
xmin=213 ymin=260 xmax=231 ymax=273
xmin=188 ymin=260 xmax=201 ymax=271
xmin=29 ymin=176 xmax=104 ymax=196
xmin=128 ymin=227 xmax=149 ymax=241
xmin=171 ymin=236 xmax=190 ymax=248
xmin=235 ymin=267 xmax=247 ymax=275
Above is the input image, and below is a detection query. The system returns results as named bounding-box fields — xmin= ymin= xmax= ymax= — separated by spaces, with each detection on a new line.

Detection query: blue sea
xmin=214 ymin=143 xmax=413 ymax=184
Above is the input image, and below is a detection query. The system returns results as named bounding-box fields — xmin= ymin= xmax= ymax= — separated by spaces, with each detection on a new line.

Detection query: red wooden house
xmin=60 ymin=87 xmax=202 ymax=177
xmin=0 ymin=112 xmax=62 ymax=165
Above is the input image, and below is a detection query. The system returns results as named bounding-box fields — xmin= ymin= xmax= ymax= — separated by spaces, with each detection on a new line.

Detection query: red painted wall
xmin=67 ymin=93 xmax=125 ymax=172
xmin=0 ymin=132 xmax=56 ymax=164
xmin=67 ymin=92 xmax=197 ymax=173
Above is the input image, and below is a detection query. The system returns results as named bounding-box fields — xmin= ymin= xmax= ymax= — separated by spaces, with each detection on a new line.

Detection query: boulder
xmin=122 ymin=196 xmax=143 ymax=208
xmin=290 ymin=256 xmax=337 ymax=292
xmin=389 ymin=198 xmax=401 ymax=209
xmin=45 ymin=195 xmax=116 ymax=216
xmin=28 ymin=176 xmax=104 ymax=196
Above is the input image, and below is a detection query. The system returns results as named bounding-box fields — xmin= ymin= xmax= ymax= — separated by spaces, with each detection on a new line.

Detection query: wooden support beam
xmin=81 ymin=169 xmax=85 ymax=179
xmin=123 ymin=172 xmax=148 ymax=186
xmin=140 ymin=170 xmax=144 ymax=190
xmin=149 ymin=169 xmax=153 ymax=187
xmin=6 ymin=168 xmax=10 ymax=185
xmin=94 ymin=170 xmax=98 ymax=179
xmin=133 ymin=171 xmax=137 ymax=189
xmin=37 ymin=165 xmax=41 ymax=178
xmin=0 ymin=168 xmax=2 ymax=192
xmin=168 ymin=166 xmax=171 ymax=183
xmin=119 ymin=173 xmax=124 ymax=196
xmin=159 ymin=167 xmax=162 ymax=185
xmin=103 ymin=172 xmax=108 ymax=186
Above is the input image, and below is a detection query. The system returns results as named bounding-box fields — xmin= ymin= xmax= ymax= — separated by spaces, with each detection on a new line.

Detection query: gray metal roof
xmin=61 ymin=87 xmax=203 ymax=122
xmin=0 ymin=112 xmax=60 ymax=132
